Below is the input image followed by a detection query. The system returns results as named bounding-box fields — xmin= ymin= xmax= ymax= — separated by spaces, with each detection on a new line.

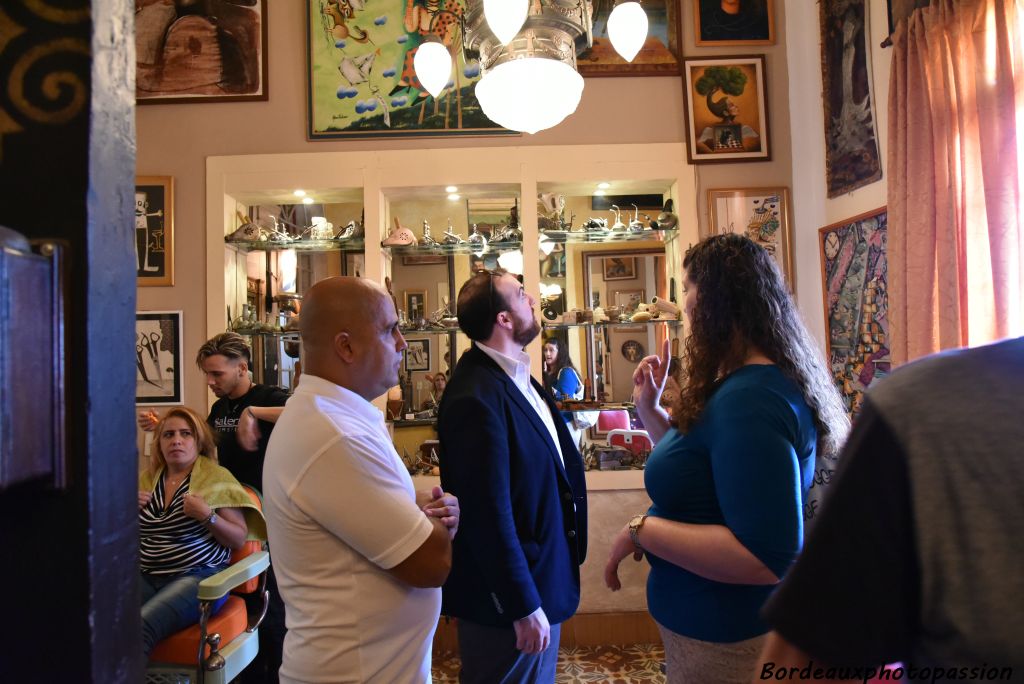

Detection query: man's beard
xmin=512 ymin=313 xmax=540 ymax=347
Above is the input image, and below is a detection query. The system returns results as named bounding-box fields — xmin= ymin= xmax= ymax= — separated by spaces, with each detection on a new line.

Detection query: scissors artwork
xmin=136 ymin=330 xmax=164 ymax=389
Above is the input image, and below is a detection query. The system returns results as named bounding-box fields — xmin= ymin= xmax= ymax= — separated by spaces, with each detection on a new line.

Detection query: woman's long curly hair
xmin=671 ymin=234 xmax=849 ymax=457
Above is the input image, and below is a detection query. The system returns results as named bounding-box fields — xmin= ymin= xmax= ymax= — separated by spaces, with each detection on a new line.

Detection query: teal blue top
xmin=644 ymin=364 xmax=817 ymax=643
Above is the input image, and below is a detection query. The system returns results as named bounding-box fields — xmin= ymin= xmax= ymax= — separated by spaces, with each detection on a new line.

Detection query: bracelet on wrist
xmin=628 ymin=514 xmax=648 ymax=551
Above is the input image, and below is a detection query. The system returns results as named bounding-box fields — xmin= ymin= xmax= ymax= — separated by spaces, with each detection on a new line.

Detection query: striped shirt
xmin=140 ymin=473 xmax=230 ymax=575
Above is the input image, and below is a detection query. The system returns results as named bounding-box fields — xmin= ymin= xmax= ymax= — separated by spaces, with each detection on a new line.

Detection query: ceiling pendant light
xmin=607 ymin=1 xmax=648 ymax=63
xmin=484 ymin=0 xmax=528 ymax=45
xmin=413 ymin=39 xmax=452 ymax=98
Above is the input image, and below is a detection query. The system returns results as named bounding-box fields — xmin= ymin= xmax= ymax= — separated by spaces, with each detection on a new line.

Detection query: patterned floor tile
xmin=431 ymin=643 xmax=665 ymax=683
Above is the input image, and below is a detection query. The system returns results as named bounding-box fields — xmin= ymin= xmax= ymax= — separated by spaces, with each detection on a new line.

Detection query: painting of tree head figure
xmin=683 ymin=55 xmax=770 ymax=163
xmin=818 ymin=208 xmax=890 ymax=419
xmin=820 ymin=0 xmax=882 ymax=196
xmin=307 ymin=0 xmax=512 ymax=139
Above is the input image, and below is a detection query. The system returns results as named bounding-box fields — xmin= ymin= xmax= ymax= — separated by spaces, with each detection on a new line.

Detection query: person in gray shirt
xmin=757 ymin=336 xmax=1024 ymax=683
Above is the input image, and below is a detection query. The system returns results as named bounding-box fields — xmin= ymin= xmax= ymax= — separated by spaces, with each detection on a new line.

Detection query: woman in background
xmin=138 ymin=406 xmax=263 ymax=659
xmin=542 ymin=336 xmax=583 ymax=401
xmin=604 ymin=234 xmax=848 ymax=682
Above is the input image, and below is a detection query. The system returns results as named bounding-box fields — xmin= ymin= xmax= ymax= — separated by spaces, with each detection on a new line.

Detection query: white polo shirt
xmin=263 ymin=374 xmax=439 ymax=684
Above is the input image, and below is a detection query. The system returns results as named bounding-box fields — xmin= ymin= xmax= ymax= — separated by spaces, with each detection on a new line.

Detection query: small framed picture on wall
xmin=135 ymin=176 xmax=174 ymax=286
xmin=404 ymin=290 xmax=427 ymax=322
xmin=708 ymin=187 xmax=793 ymax=287
xmin=405 ymin=338 xmax=431 ymax=372
xmin=136 ymin=310 xmax=183 ymax=405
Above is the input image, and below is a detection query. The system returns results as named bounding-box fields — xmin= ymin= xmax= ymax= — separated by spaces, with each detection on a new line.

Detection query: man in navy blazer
xmin=438 ymin=269 xmax=588 ymax=683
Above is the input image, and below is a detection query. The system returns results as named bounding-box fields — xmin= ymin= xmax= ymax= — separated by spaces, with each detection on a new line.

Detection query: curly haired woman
xmin=604 ymin=234 xmax=848 ymax=682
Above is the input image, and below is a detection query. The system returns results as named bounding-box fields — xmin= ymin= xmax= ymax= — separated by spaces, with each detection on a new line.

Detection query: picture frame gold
xmin=694 ymin=0 xmax=775 ymax=47
xmin=708 ymin=186 xmax=793 ymax=288
xmin=135 ymin=176 xmax=174 ymax=287
xmin=577 ymin=0 xmax=681 ymax=77
xmin=682 ymin=55 xmax=770 ymax=164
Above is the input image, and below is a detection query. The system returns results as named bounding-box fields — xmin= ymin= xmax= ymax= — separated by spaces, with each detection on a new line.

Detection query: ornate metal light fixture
xmin=413 ymin=1 xmax=649 ymax=134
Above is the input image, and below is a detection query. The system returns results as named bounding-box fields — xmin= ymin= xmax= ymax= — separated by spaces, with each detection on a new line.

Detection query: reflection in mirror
xmin=583 ymin=249 xmax=669 ymax=403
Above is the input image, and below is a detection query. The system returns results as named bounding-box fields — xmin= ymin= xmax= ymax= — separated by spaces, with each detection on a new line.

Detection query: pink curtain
xmin=888 ymin=0 xmax=1024 ymax=364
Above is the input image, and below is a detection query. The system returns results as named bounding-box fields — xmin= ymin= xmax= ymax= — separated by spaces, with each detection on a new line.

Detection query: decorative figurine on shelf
xmin=225 ymin=211 xmax=263 ymax=242
xmin=420 ymin=219 xmax=438 ymax=246
xmin=628 ymin=204 xmax=646 ymax=232
xmin=442 ymin=218 xmax=464 ymax=244
xmin=335 ymin=218 xmax=362 ymax=240
xmin=381 ymin=216 xmax=417 ymax=246
xmin=583 ymin=217 xmax=608 ymax=232
xmin=309 ymin=216 xmax=334 ymax=240
xmin=654 ymin=199 xmax=679 ymax=230
xmin=467 ymin=223 xmax=488 ymax=252
xmin=610 ymin=205 xmax=627 ymax=231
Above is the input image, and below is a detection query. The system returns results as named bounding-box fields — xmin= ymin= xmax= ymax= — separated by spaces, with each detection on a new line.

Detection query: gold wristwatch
xmin=628 ymin=514 xmax=648 ymax=551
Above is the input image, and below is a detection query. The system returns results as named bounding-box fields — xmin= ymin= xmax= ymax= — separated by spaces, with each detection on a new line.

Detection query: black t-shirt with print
xmin=207 ymin=383 xmax=290 ymax=492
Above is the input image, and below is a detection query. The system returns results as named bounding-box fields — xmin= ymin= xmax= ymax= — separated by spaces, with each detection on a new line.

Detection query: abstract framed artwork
xmin=405 ymin=338 xmax=431 ymax=372
xmin=306 ymin=0 xmax=511 ymax=139
xmin=135 ymin=0 xmax=268 ymax=104
xmin=136 ymin=310 xmax=184 ymax=405
xmin=577 ymin=0 xmax=681 ymax=76
xmin=694 ymin=0 xmax=775 ymax=46
xmin=820 ymin=0 xmax=882 ymax=196
xmin=135 ymin=176 xmax=174 ymax=286
xmin=682 ymin=55 xmax=770 ymax=164
xmin=818 ymin=207 xmax=890 ymax=419
xmin=708 ymin=187 xmax=792 ymax=287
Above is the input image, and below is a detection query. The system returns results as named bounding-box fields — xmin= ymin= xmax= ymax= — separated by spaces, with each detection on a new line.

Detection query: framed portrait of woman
xmin=694 ymin=0 xmax=775 ymax=46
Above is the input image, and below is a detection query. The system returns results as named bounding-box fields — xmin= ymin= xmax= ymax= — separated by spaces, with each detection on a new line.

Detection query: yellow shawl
xmin=139 ymin=455 xmax=267 ymax=541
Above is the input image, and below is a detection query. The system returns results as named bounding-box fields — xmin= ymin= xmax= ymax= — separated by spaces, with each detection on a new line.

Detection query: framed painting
xmin=136 ymin=176 xmax=174 ymax=286
xmin=708 ymin=187 xmax=792 ymax=287
xmin=577 ymin=0 xmax=681 ymax=77
xmin=135 ymin=0 xmax=268 ymax=103
xmin=603 ymin=257 xmax=637 ymax=281
xmin=694 ymin=0 xmax=775 ymax=46
xmin=404 ymin=290 xmax=427 ymax=322
xmin=405 ymin=338 xmax=431 ymax=372
xmin=818 ymin=207 xmax=890 ymax=419
xmin=136 ymin=311 xmax=184 ymax=405
xmin=820 ymin=0 xmax=881 ymax=196
xmin=682 ymin=55 xmax=770 ymax=164
xmin=307 ymin=0 xmax=511 ymax=139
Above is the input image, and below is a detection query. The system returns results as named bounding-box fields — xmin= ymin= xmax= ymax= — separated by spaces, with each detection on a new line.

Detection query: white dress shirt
xmin=476 ymin=342 xmax=565 ymax=467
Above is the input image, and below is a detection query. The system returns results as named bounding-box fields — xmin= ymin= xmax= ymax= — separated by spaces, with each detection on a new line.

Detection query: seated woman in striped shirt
xmin=138 ymin=406 xmax=258 ymax=657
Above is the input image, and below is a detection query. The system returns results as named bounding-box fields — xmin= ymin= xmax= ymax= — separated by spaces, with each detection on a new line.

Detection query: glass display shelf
xmin=540 ymin=228 xmax=677 ymax=244
xmin=557 ymin=401 xmax=636 ymax=413
xmin=399 ymin=326 xmax=460 ymax=335
xmin=381 ymin=240 xmax=522 ymax=255
xmin=226 ymin=237 xmax=365 ymax=252
xmin=232 ymin=328 xmax=300 ymax=338
xmin=542 ymin=318 xmax=682 ymax=330
xmin=391 ymin=418 xmax=437 ymax=428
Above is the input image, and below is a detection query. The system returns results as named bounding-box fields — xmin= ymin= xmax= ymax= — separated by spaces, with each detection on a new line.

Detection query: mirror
xmin=583 ymin=249 xmax=667 ymax=403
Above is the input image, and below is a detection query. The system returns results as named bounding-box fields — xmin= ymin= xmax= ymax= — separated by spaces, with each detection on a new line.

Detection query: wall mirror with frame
xmin=582 ymin=249 xmax=671 ymax=404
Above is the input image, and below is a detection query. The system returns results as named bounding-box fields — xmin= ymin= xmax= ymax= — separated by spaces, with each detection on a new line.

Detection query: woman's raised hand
xmin=632 ymin=338 xmax=671 ymax=411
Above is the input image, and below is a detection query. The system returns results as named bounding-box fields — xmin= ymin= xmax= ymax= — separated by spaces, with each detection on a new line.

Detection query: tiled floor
xmin=432 ymin=643 xmax=666 ymax=683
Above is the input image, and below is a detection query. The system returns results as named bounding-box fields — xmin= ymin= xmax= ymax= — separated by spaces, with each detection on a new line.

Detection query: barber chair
xmin=596 ymin=409 xmax=630 ymax=433
xmin=607 ymin=429 xmax=653 ymax=457
xmin=146 ymin=486 xmax=270 ymax=684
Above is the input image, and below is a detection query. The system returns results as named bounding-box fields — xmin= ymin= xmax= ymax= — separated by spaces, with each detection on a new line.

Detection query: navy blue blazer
xmin=438 ymin=344 xmax=588 ymax=627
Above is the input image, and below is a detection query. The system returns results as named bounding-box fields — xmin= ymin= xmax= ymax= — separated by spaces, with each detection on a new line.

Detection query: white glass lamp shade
xmin=413 ymin=41 xmax=452 ymax=98
xmin=607 ymin=2 xmax=648 ymax=63
xmin=475 ymin=59 xmax=584 ymax=134
xmin=497 ymin=249 xmax=524 ymax=275
xmin=485 ymin=0 xmax=528 ymax=45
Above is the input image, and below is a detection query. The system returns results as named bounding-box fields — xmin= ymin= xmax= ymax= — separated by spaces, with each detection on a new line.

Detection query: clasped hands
xmin=421 ymin=485 xmax=459 ymax=539
xmin=137 ymin=488 xmax=214 ymax=523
